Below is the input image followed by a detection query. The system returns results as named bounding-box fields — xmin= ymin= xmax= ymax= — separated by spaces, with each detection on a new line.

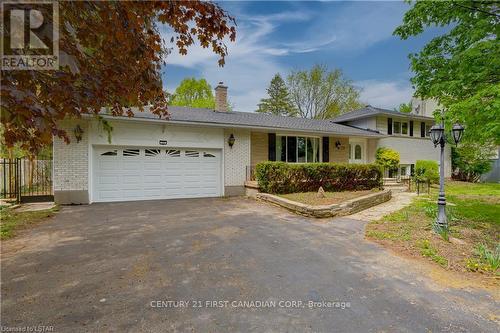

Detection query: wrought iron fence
xmin=1 ymin=159 xmax=20 ymax=201
xmin=0 ymin=158 xmax=53 ymax=203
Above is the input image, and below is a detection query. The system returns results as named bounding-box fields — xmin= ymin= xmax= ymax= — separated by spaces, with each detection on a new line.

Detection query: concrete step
xmin=383 ymin=182 xmax=409 ymax=193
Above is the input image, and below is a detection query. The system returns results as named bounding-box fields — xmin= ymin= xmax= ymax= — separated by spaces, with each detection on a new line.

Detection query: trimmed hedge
xmin=255 ymin=162 xmax=382 ymax=194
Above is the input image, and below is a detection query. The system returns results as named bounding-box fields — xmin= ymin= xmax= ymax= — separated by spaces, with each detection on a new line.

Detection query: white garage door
xmin=93 ymin=147 xmax=222 ymax=202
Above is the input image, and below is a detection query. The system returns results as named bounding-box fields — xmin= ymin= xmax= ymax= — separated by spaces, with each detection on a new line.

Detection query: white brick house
xmin=53 ymin=84 xmax=448 ymax=204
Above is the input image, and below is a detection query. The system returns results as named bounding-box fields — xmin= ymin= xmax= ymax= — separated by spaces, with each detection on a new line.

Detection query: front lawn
xmin=366 ymin=181 xmax=499 ymax=277
xmin=0 ymin=205 xmax=57 ymax=240
xmin=279 ymin=189 xmax=378 ymax=206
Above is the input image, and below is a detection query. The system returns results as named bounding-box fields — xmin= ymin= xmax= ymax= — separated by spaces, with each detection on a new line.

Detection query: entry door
xmin=349 ymin=141 xmax=366 ymax=164
xmin=93 ymin=147 xmax=222 ymax=202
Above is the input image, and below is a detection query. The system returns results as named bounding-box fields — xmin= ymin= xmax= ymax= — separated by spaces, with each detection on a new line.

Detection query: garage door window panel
xmin=101 ymin=150 xmax=117 ymax=156
xmin=185 ymin=150 xmax=200 ymax=157
xmin=123 ymin=149 xmax=140 ymax=157
xmin=145 ymin=149 xmax=161 ymax=157
xmin=166 ymin=149 xmax=180 ymax=157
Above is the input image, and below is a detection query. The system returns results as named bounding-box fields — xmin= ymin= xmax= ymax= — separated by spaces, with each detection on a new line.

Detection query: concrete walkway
xmin=348 ymin=191 xmax=417 ymax=221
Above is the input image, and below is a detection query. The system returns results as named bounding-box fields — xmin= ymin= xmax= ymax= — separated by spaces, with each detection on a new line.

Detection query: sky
xmin=160 ymin=1 xmax=445 ymax=112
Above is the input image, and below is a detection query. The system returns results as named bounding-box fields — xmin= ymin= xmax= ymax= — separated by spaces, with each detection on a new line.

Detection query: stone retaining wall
xmin=256 ymin=190 xmax=392 ymax=218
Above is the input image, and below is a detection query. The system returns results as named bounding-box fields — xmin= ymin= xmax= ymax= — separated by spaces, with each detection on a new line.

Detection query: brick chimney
xmin=215 ymin=82 xmax=228 ymax=112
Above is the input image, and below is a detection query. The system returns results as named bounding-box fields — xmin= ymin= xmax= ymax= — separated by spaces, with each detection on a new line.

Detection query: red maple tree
xmin=1 ymin=1 xmax=236 ymax=155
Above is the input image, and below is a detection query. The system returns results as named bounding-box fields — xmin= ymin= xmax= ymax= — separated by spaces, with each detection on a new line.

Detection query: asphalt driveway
xmin=1 ymin=197 xmax=498 ymax=332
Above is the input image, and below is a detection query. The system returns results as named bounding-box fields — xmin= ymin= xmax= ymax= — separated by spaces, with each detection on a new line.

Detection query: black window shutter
xmin=409 ymin=120 xmax=414 ymax=136
xmin=268 ymin=133 xmax=276 ymax=161
xmin=387 ymin=118 xmax=393 ymax=135
xmin=410 ymin=164 xmax=415 ymax=176
xmin=420 ymin=122 xmax=425 ymax=137
xmin=322 ymin=137 xmax=329 ymax=162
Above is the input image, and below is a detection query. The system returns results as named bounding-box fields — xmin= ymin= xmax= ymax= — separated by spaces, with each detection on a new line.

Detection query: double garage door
xmin=93 ymin=147 xmax=222 ymax=202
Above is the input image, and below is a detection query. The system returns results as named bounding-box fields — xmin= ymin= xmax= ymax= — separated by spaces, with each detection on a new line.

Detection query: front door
xmin=348 ymin=140 xmax=366 ymax=164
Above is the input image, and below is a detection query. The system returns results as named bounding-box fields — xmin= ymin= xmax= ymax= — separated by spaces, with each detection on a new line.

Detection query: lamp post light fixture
xmin=429 ymin=119 xmax=464 ymax=232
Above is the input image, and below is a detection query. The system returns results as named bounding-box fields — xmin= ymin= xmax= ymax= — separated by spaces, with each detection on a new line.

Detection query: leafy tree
xmin=394 ymin=0 xmax=500 ymax=145
xmin=256 ymin=74 xmax=297 ymax=116
xmin=170 ymin=78 xmax=215 ymax=109
xmin=375 ymin=147 xmax=400 ymax=172
xmin=287 ymin=64 xmax=363 ymax=119
xmin=451 ymin=143 xmax=495 ymax=182
xmin=1 ymin=1 xmax=236 ymax=155
xmin=395 ymin=102 xmax=412 ymax=113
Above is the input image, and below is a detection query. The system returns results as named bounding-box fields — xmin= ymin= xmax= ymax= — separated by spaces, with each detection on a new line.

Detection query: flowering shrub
xmin=375 ymin=147 xmax=400 ymax=172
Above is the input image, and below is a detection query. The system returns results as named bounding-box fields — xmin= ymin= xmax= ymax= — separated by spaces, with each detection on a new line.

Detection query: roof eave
xmin=82 ymin=113 xmax=385 ymax=138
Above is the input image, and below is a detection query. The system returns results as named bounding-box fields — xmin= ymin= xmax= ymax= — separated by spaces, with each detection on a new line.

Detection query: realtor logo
xmin=1 ymin=1 xmax=59 ymax=70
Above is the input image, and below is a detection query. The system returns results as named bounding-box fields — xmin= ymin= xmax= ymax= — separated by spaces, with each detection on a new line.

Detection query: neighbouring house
xmin=53 ymin=83 xmax=450 ymax=204
xmin=481 ymin=146 xmax=500 ymax=183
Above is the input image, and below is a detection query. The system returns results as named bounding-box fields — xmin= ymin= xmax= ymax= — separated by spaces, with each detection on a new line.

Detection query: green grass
xmin=472 ymin=243 xmax=500 ymax=272
xmin=418 ymin=240 xmax=448 ymax=267
xmin=444 ymin=181 xmax=500 ymax=196
xmin=366 ymin=181 xmax=500 ymax=276
xmin=0 ymin=206 xmax=57 ymax=239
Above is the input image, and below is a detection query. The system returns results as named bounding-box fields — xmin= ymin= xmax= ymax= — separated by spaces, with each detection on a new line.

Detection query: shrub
xmin=415 ymin=160 xmax=439 ymax=184
xmin=375 ymin=147 xmax=400 ymax=172
xmin=451 ymin=143 xmax=495 ymax=182
xmin=255 ymin=162 xmax=382 ymax=194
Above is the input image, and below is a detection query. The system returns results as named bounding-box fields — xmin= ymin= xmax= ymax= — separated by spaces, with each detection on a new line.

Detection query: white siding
xmin=346 ymin=117 xmax=376 ymax=130
xmin=88 ymin=120 xmax=224 ymax=149
xmin=376 ymin=116 xmax=388 ymax=134
xmin=377 ymin=137 xmax=452 ymax=177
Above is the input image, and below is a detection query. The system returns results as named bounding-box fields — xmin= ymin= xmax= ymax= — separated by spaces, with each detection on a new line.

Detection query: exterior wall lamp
xmin=335 ymin=140 xmax=341 ymax=149
xmin=429 ymin=118 xmax=464 ymax=232
xmin=228 ymin=133 xmax=235 ymax=148
xmin=74 ymin=124 xmax=84 ymax=143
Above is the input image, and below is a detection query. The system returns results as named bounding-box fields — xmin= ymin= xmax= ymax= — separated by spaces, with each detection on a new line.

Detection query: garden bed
xmin=256 ymin=189 xmax=391 ymax=218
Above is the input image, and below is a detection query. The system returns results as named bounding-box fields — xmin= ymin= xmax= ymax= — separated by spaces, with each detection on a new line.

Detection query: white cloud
xmin=160 ymin=8 xmax=313 ymax=111
xmin=356 ymin=80 xmax=413 ymax=109
xmin=160 ymin=2 xmax=412 ymax=112
xmin=305 ymin=1 xmax=408 ymax=52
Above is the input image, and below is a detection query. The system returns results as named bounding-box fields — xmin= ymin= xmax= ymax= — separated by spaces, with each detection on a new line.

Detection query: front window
xmin=276 ymin=135 xmax=320 ymax=163
xmin=394 ymin=121 xmax=401 ymax=134
xmin=402 ymin=122 xmax=408 ymax=135
xmin=425 ymin=124 xmax=432 ymax=137
xmin=297 ymin=137 xmax=306 ymax=162
xmin=393 ymin=121 xmax=408 ymax=136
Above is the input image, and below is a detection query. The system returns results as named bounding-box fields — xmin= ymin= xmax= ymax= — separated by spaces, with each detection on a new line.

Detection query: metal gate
xmin=0 ymin=158 xmax=53 ymax=203
xmin=1 ymin=159 xmax=20 ymax=202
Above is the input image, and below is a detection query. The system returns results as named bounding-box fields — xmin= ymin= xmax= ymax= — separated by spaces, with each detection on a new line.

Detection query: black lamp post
xmin=429 ymin=119 xmax=464 ymax=232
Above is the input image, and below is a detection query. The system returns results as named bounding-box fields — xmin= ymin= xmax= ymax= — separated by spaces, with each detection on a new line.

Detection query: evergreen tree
xmin=257 ymin=74 xmax=297 ymax=116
